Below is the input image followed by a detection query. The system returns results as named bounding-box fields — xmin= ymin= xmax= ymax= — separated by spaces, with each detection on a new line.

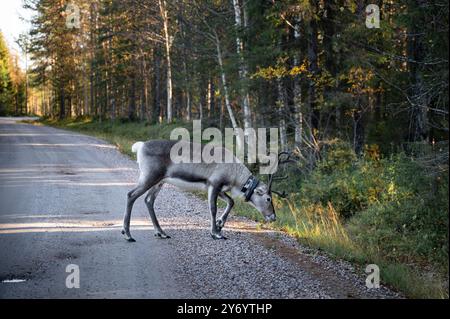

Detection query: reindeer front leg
xmin=208 ymin=186 xmax=226 ymax=240
xmin=216 ymin=192 xmax=234 ymax=232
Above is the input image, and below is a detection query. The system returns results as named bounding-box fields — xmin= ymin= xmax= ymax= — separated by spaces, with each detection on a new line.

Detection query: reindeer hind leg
xmin=145 ymin=183 xmax=170 ymax=239
xmin=122 ymin=169 xmax=162 ymax=242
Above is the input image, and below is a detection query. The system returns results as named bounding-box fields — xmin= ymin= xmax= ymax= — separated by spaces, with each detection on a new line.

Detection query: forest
xmin=0 ymin=0 xmax=448 ymax=297
xmin=0 ymin=33 xmax=27 ymax=116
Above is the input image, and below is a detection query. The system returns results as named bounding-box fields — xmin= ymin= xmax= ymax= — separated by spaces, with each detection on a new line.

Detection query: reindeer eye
xmin=266 ymin=198 xmax=271 ymax=202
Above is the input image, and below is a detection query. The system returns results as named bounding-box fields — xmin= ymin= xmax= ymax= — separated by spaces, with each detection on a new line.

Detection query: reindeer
xmin=122 ymin=140 xmax=290 ymax=241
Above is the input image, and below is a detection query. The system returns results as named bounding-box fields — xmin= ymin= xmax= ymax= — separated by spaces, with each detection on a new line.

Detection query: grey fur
xmin=122 ymin=140 xmax=275 ymax=241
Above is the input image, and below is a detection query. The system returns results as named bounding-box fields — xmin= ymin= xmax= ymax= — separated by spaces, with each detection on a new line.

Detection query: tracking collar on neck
xmin=241 ymin=176 xmax=259 ymax=202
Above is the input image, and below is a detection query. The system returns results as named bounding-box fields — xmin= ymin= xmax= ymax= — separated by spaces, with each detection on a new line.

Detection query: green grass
xmin=234 ymin=196 xmax=448 ymax=299
xmin=33 ymin=117 xmax=449 ymax=299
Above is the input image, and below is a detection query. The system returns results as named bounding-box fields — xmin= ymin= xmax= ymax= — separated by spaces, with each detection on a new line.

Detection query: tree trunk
xmin=140 ymin=55 xmax=147 ymax=121
xmin=83 ymin=61 xmax=89 ymax=116
xmin=407 ymin=3 xmax=428 ymax=142
xmin=353 ymin=97 xmax=365 ymax=155
xmin=159 ymin=0 xmax=173 ymax=123
xmin=277 ymin=76 xmax=288 ymax=152
xmin=207 ymin=77 xmax=215 ymax=118
xmin=293 ymin=16 xmax=303 ymax=149
xmin=307 ymin=1 xmax=319 ymax=133
xmin=199 ymin=75 xmax=206 ymax=120
xmin=89 ymin=2 xmax=98 ymax=117
xmin=323 ymin=0 xmax=337 ymax=134
xmin=182 ymin=59 xmax=191 ymax=121
xmin=232 ymin=0 xmax=252 ymax=131
xmin=305 ymin=0 xmax=320 ymax=168
xmin=59 ymin=85 xmax=65 ymax=120
xmin=214 ymin=32 xmax=239 ymax=131
xmin=219 ymin=96 xmax=224 ymax=130
xmin=128 ymin=75 xmax=136 ymax=120
xmin=153 ymin=47 xmax=161 ymax=123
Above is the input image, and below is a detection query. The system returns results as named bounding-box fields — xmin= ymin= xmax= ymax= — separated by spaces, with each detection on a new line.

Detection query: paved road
xmin=0 ymin=117 xmax=399 ymax=299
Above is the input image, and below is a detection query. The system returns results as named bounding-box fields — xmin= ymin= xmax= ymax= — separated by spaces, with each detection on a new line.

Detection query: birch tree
xmin=232 ymin=0 xmax=252 ymax=131
xmin=159 ymin=0 xmax=173 ymax=123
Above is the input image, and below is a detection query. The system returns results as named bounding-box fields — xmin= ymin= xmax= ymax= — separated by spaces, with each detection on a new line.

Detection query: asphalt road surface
xmin=0 ymin=117 xmax=400 ymax=299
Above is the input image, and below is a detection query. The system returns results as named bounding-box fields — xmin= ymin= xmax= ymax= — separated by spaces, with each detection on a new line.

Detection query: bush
xmin=348 ymin=168 xmax=448 ymax=266
xmin=297 ymin=142 xmax=448 ymax=268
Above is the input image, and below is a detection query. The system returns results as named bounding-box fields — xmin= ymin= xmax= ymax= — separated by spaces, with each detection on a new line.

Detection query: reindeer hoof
xmin=216 ymin=220 xmax=224 ymax=231
xmin=122 ymin=230 xmax=136 ymax=242
xmin=211 ymin=233 xmax=227 ymax=240
xmin=155 ymin=233 xmax=171 ymax=239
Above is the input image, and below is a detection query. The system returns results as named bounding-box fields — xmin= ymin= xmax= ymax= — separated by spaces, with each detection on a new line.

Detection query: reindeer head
xmin=248 ymin=182 xmax=276 ymax=222
xmin=248 ymin=152 xmax=293 ymax=223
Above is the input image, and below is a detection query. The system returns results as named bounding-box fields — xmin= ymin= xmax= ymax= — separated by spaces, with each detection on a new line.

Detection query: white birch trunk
xmin=215 ymin=35 xmax=239 ymax=131
xmin=182 ymin=60 xmax=191 ymax=121
xmin=232 ymin=0 xmax=252 ymax=131
xmin=159 ymin=0 xmax=173 ymax=123
xmin=293 ymin=17 xmax=303 ymax=148
xmin=277 ymin=77 xmax=288 ymax=152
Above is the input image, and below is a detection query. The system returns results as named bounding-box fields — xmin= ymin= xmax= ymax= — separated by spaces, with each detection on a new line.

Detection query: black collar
xmin=241 ymin=176 xmax=259 ymax=202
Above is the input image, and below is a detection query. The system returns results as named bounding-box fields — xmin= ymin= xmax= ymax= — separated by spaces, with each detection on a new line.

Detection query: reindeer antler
xmin=267 ymin=151 xmax=296 ymax=196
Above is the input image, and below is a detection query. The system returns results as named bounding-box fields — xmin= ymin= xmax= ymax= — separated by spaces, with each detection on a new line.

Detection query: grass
xmin=33 ymin=116 xmax=449 ymax=299
xmin=241 ymin=195 xmax=447 ymax=298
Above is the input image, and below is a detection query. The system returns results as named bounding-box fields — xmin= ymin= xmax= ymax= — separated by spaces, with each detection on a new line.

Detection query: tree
xmin=0 ymin=30 xmax=26 ymax=115
xmin=232 ymin=0 xmax=252 ymax=132
xmin=0 ymin=31 xmax=13 ymax=115
xmin=159 ymin=0 xmax=174 ymax=123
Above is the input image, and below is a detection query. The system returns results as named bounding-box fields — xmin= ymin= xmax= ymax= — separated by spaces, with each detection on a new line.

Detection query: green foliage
xmin=348 ymin=169 xmax=449 ymax=266
xmin=299 ymin=142 xmax=448 ymax=266
xmin=0 ymin=31 xmax=13 ymax=115
xmin=318 ymin=139 xmax=357 ymax=173
xmin=0 ymin=31 xmax=27 ymax=116
xmin=251 ymin=139 xmax=448 ymax=298
xmin=294 ymin=144 xmax=448 ymax=296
